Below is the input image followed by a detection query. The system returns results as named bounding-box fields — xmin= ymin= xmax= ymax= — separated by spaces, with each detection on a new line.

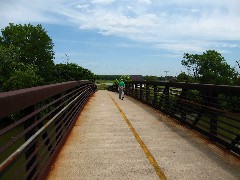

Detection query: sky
xmin=0 ymin=0 xmax=240 ymax=76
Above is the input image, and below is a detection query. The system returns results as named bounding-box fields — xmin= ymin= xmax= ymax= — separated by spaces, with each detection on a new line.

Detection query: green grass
xmin=0 ymin=124 xmax=26 ymax=179
xmin=95 ymin=80 xmax=114 ymax=90
xmin=95 ymin=80 xmax=114 ymax=84
xmin=0 ymin=125 xmax=25 ymax=163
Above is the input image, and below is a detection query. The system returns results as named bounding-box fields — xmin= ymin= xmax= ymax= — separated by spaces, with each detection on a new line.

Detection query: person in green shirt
xmin=118 ymin=79 xmax=125 ymax=100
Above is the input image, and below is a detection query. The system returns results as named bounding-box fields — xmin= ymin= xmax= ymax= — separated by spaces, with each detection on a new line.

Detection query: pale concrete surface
xmin=47 ymin=90 xmax=240 ymax=180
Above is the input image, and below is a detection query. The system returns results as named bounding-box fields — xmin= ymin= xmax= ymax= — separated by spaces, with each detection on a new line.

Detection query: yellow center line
xmin=108 ymin=93 xmax=167 ymax=180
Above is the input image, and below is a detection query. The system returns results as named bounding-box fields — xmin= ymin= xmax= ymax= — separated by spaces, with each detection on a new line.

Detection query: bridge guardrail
xmin=111 ymin=81 xmax=240 ymax=155
xmin=0 ymin=81 xmax=97 ymax=180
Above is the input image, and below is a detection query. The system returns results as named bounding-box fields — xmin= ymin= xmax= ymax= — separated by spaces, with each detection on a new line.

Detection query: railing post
xmin=153 ymin=85 xmax=158 ymax=107
xmin=209 ymin=93 xmax=218 ymax=138
xmin=137 ymin=84 xmax=141 ymax=99
xmin=23 ymin=105 xmax=38 ymax=180
xmin=163 ymin=86 xmax=169 ymax=110
xmin=55 ymin=93 xmax=65 ymax=147
xmin=146 ymin=84 xmax=150 ymax=103
xmin=135 ymin=83 xmax=139 ymax=99
xmin=132 ymin=83 xmax=135 ymax=97
xmin=179 ymin=88 xmax=187 ymax=121
xmin=125 ymin=84 xmax=129 ymax=95
xmin=140 ymin=83 xmax=143 ymax=101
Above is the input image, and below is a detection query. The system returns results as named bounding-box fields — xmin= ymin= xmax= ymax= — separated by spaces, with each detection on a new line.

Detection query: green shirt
xmin=119 ymin=81 xmax=125 ymax=88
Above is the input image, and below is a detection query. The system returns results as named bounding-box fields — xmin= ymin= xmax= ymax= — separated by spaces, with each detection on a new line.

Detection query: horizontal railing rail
xmin=0 ymin=81 xmax=97 ymax=180
xmin=110 ymin=81 xmax=240 ymax=155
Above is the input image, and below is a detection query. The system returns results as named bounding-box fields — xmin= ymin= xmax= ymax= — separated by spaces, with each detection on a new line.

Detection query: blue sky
xmin=1 ymin=0 xmax=240 ymax=76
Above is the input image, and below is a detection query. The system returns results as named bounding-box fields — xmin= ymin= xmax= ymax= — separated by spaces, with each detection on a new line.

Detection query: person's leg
xmin=119 ymin=89 xmax=122 ymax=99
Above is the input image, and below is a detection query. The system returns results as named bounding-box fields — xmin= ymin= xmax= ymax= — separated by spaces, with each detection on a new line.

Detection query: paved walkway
xmin=47 ymin=90 xmax=240 ymax=180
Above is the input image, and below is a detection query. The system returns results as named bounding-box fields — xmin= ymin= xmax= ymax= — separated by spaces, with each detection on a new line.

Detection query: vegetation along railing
xmin=111 ymin=81 xmax=240 ymax=155
xmin=0 ymin=81 xmax=97 ymax=180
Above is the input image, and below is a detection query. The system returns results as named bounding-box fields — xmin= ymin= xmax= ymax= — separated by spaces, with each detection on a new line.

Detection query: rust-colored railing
xmin=0 ymin=81 xmax=97 ymax=180
xmin=110 ymin=81 xmax=240 ymax=155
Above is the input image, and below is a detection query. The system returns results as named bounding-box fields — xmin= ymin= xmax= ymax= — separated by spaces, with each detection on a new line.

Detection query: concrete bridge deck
xmin=47 ymin=90 xmax=240 ymax=180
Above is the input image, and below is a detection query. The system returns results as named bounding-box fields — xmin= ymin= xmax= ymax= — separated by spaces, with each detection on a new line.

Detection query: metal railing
xmin=0 ymin=81 xmax=97 ymax=180
xmin=111 ymin=81 xmax=240 ymax=155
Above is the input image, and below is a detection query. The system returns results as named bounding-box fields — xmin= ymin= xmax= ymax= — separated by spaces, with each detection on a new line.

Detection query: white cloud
xmin=0 ymin=0 xmax=240 ymax=54
xmin=76 ymin=4 xmax=89 ymax=10
xmin=0 ymin=0 xmax=67 ymax=27
xmin=137 ymin=0 xmax=151 ymax=5
xmin=155 ymin=41 xmax=206 ymax=53
xmin=91 ymin=0 xmax=114 ymax=5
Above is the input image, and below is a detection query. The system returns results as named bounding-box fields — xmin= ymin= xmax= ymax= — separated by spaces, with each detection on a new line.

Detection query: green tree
xmin=0 ymin=45 xmax=44 ymax=91
xmin=0 ymin=45 xmax=43 ymax=91
xmin=144 ymin=75 xmax=158 ymax=81
xmin=3 ymin=64 xmax=44 ymax=91
xmin=0 ymin=23 xmax=55 ymax=82
xmin=0 ymin=45 xmax=18 ymax=89
xmin=176 ymin=72 xmax=193 ymax=83
xmin=181 ymin=50 xmax=237 ymax=85
xmin=114 ymin=75 xmax=130 ymax=85
xmin=53 ymin=63 xmax=96 ymax=82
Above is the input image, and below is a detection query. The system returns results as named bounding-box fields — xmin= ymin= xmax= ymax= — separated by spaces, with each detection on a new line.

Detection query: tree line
xmin=97 ymin=75 xmax=173 ymax=81
xmin=0 ymin=23 xmax=96 ymax=92
xmin=1 ymin=23 xmax=239 ymax=93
